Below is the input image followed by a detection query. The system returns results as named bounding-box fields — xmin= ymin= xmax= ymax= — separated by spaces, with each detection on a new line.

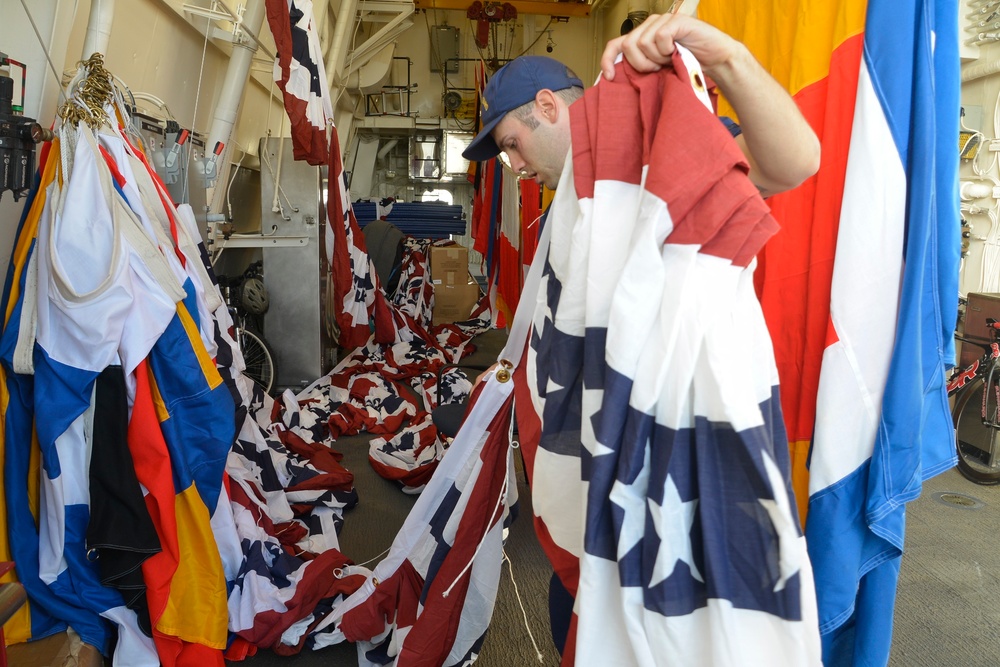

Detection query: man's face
xmin=491 ymin=103 xmax=570 ymax=190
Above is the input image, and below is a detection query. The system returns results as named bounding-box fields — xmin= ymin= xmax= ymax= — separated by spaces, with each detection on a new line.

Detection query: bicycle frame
xmin=950 ymin=320 xmax=1000 ymax=425
xmin=947 ymin=341 xmax=1000 ymax=394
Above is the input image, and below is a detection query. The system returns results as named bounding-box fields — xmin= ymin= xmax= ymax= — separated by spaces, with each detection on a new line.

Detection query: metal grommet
xmin=495 ymin=358 xmax=513 ymax=383
xmin=86 ymin=548 xmax=100 ymax=562
xmin=372 ymin=577 xmax=380 ymax=587
xmin=691 ymin=71 xmax=705 ymax=92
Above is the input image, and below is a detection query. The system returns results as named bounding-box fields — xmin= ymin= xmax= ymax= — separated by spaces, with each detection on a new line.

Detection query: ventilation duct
xmin=620 ymin=10 xmax=649 ymax=35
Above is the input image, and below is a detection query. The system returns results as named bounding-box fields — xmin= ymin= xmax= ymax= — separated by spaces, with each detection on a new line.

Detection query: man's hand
xmin=599 ymin=13 xmax=820 ymax=196
xmin=601 ymin=13 xmax=738 ymax=81
xmin=474 ymin=363 xmax=499 ymax=388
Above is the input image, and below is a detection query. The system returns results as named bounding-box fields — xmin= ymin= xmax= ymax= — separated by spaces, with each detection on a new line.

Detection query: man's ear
xmin=534 ymin=89 xmax=560 ymax=123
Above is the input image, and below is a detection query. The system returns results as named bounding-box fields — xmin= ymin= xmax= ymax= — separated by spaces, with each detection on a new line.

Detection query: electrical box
xmin=259 ymin=137 xmax=334 ymax=389
xmin=430 ymin=25 xmax=460 ymax=73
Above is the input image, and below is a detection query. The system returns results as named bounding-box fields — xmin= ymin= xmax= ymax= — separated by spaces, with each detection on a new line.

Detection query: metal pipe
xmin=962 ymin=57 xmax=1000 ymax=82
xmin=315 ymin=0 xmax=331 ymax=49
xmin=206 ymin=0 xmax=268 ymax=214
xmin=82 ymin=0 xmax=116 ymax=58
xmin=377 ymin=138 xmax=399 ymax=161
xmin=327 ymin=0 xmax=360 ymax=87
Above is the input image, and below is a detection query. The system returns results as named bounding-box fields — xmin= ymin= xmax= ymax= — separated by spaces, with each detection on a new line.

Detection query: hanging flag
xmin=264 ymin=0 xmax=333 ymax=165
xmin=0 ymin=121 xmax=189 ymax=664
xmin=520 ymin=180 xmax=541 ymax=269
xmin=325 ymin=129 xmax=403 ymax=349
xmin=698 ymin=1 xmax=866 ymax=517
xmin=515 ymin=47 xmax=821 ymax=666
xmin=493 ymin=169 xmax=521 ymax=326
xmin=0 ymin=140 xmax=74 ymax=646
xmin=699 ymin=1 xmax=959 ymax=664
xmin=334 ymin=370 xmax=518 ymax=666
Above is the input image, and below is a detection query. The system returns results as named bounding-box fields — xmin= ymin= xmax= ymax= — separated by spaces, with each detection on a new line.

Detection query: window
xmin=421 ymin=189 xmax=453 ymax=204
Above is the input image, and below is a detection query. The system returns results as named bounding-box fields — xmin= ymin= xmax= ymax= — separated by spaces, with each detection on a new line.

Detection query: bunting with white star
xmin=513 ymin=46 xmax=822 ymax=666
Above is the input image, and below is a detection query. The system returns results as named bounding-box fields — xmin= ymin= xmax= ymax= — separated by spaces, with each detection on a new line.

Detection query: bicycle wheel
xmin=239 ymin=328 xmax=277 ymax=395
xmin=953 ymin=376 xmax=1000 ymax=485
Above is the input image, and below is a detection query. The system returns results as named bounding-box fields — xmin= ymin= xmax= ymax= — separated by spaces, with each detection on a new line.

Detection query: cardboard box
xmin=6 ymin=630 xmax=102 ymax=667
xmin=430 ymin=245 xmax=469 ymax=287
xmin=433 ymin=281 xmax=481 ymax=326
xmin=961 ymin=292 xmax=1000 ymax=368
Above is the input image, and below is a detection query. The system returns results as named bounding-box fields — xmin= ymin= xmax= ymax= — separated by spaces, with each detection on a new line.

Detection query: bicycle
xmin=219 ymin=261 xmax=278 ymax=395
xmin=949 ymin=317 xmax=1000 ymax=485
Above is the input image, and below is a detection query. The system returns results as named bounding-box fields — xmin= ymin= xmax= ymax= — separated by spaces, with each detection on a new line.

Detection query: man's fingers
xmin=602 ymin=12 xmax=691 ymax=80
xmin=621 ymin=13 xmax=677 ymax=73
xmin=600 ymin=36 xmax=626 ymax=80
xmin=634 ymin=13 xmax=679 ymax=65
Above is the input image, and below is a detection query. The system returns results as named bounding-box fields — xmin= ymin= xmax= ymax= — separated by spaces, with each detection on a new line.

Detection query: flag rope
xmin=502 ymin=548 xmax=545 ymax=663
xmin=441 ymin=439 xmax=512 ymax=598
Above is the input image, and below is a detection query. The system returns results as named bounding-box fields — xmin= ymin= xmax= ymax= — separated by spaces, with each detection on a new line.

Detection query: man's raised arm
xmin=601 ymin=13 xmax=820 ymax=197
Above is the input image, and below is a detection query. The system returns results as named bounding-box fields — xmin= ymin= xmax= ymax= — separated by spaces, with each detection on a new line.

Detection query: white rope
xmin=226 ymin=144 xmax=248 ymax=221
xmin=502 ymin=548 xmax=544 ymax=663
xmin=441 ymin=444 xmax=511 ymax=598
xmin=272 ymin=117 xmax=287 ymax=214
xmin=17 ymin=0 xmax=68 ymax=105
xmin=260 ymin=134 xmax=298 ymax=220
xmin=265 ymin=75 xmax=275 ymax=138
xmin=352 ymin=546 xmax=391 ymax=569
xmin=184 ymin=8 xmax=213 ymax=204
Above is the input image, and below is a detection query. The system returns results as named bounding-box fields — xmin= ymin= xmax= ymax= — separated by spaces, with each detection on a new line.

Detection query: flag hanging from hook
xmin=264 ymin=0 xmax=333 ymax=166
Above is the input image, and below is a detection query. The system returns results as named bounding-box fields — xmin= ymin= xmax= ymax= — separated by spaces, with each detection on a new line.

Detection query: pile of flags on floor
xmin=0 ymin=5 xmax=518 ymax=663
xmin=0 ymin=0 xmax=962 ymax=664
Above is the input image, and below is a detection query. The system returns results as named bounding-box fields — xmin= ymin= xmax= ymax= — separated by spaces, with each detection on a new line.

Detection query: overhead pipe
xmin=316 ymin=0 xmax=334 ymax=64
xmin=203 ymin=0 xmax=268 ymax=218
xmin=343 ymin=11 xmax=414 ymax=79
xmin=327 ymin=0 xmax=360 ymax=87
xmin=82 ymin=0 xmax=116 ymax=58
xmin=315 ymin=0 xmax=331 ymax=42
xmin=377 ymin=138 xmax=399 ymax=161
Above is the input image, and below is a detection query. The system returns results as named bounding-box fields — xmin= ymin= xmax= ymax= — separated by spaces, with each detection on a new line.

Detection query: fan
xmin=443 ymin=91 xmax=463 ymax=113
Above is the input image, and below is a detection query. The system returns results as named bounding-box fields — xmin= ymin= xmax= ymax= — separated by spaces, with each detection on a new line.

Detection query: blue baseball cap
xmin=462 ymin=56 xmax=584 ymax=161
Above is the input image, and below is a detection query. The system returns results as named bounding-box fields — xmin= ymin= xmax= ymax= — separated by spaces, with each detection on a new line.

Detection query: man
xmin=463 ymin=12 xmax=819 ymax=197
xmin=461 ymin=12 xmax=821 ymax=661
